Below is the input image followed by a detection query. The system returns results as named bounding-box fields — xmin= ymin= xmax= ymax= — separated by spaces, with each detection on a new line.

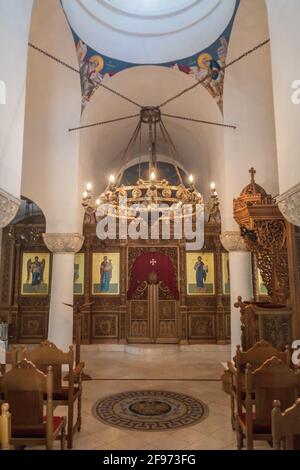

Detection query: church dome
xmin=62 ymin=0 xmax=237 ymax=64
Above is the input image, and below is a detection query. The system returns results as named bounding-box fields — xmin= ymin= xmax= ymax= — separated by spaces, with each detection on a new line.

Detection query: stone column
xmin=220 ymin=231 xmax=253 ymax=358
xmin=43 ymin=233 xmax=84 ymax=351
xmin=0 ymin=1 xmax=34 ymax=204
xmin=266 ymin=1 xmax=300 ymax=226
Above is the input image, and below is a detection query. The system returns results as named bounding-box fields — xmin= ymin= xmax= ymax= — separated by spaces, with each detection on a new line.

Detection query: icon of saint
xmin=100 ymin=256 xmax=113 ymax=292
xmin=194 ymin=256 xmax=208 ymax=291
xmin=27 ymin=256 xmax=45 ymax=286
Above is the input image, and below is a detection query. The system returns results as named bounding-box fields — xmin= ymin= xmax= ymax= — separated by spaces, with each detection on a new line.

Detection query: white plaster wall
xmin=0 ymin=0 xmax=34 ymax=198
xmin=266 ymin=0 xmax=300 ymax=194
xmin=21 ymin=0 xmax=83 ymax=233
xmin=221 ymin=0 xmax=279 ymax=230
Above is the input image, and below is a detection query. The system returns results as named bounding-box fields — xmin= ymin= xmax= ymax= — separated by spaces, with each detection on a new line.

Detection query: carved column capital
xmin=277 ymin=183 xmax=300 ymax=227
xmin=220 ymin=231 xmax=249 ymax=252
xmin=42 ymin=233 xmax=84 ymax=253
xmin=0 ymin=188 xmax=21 ymax=228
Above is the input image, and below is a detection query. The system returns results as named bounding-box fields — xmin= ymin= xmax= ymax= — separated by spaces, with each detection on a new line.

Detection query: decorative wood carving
xmin=0 ymin=214 xmax=230 ymax=344
xmin=234 ymin=296 xmax=292 ymax=351
xmin=234 ymin=169 xmax=289 ymax=304
xmin=92 ymin=314 xmax=118 ymax=338
xmin=189 ymin=314 xmax=215 ymax=339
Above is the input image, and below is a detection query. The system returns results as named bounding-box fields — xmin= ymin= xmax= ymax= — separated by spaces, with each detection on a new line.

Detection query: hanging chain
xmin=28 ymin=42 xmax=80 ymax=74
xmin=158 ymin=38 xmax=270 ymax=108
xmin=148 ymin=120 xmax=153 ymax=171
xmin=68 ymin=114 xmax=139 ymax=132
xmin=28 ymin=42 xmax=142 ymax=109
xmin=115 ymin=119 xmax=142 ymax=186
xmin=158 ymin=71 xmax=213 ymax=109
xmin=161 ymin=113 xmax=237 ymax=129
xmin=224 ymin=38 xmax=270 ymax=69
xmin=29 ymin=38 xmax=270 ymax=131
xmin=159 ymin=120 xmax=184 ymax=185
xmin=97 ymin=82 xmax=143 ymax=109
xmin=138 ymin=121 xmax=142 ymax=180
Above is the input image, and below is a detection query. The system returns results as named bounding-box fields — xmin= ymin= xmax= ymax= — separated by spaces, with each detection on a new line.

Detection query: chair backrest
xmin=0 ymin=403 xmax=11 ymax=450
xmin=235 ymin=341 xmax=291 ymax=415
xmin=236 ymin=340 xmax=290 ymax=371
xmin=22 ymin=340 xmax=73 ymax=392
xmin=246 ymin=357 xmax=299 ymax=427
xmin=0 ymin=346 xmax=17 ymax=376
xmin=1 ymin=359 xmax=53 ymax=430
xmin=272 ymin=399 xmax=300 ymax=450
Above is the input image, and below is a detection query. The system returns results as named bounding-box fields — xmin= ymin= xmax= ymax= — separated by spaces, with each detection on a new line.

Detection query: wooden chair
xmin=236 ymin=356 xmax=299 ymax=450
xmin=0 ymin=346 xmax=17 ymax=376
xmin=0 ymin=359 xmax=66 ymax=450
xmin=228 ymin=340 xmax=291 ymax=429
xmin=0 ymin=403 xmax=11 ymax=450
xmin=272 ymin=399 xmax=300 ymax=450
xmin=21 ymin=340 xmax=83 ymax=449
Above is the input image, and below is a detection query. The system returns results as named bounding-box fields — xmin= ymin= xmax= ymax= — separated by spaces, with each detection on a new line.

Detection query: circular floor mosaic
xmin=92 ymin=390 xmax=209 ymax=431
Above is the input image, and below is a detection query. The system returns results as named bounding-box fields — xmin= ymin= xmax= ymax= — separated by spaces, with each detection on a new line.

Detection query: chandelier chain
xmin=115 ymin=119 xmax=142 ymax=186
xmin=68 ymin=114 xmax=140 ymax=132
xmin=97 ymin=82 xmax=143 ymax=109
xmin=28 ymin=42 xmax=143 ymax=109
xmin=225 ymin=38 xmax=270 ymax=69
xmin=158 ymin=38 xmax=270 ymax=108
xmin=28 ymin=42 xmax=80 ymax=74
xmin=159 ymin=120 xmax=184 ymax=185
xmin=161 ymin=113 xmax=236 ymax=129
xmin=29 ymin=38 xmax=270 ymax=130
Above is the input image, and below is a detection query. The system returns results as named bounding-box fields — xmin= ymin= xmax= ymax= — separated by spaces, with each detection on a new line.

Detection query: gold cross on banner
xmin=150 ymin=259 xmax=157 ymax=266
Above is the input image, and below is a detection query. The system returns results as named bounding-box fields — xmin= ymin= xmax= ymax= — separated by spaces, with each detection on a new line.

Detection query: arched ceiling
xmin=62 ymin=0 xmax=237 ymax=63
xmin=78 ymin=65 xmax=225 ymax=198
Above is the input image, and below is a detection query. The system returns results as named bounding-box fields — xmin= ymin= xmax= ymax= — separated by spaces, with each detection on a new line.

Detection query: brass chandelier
xmin=82 ymin=106 xmax=204 ymax=221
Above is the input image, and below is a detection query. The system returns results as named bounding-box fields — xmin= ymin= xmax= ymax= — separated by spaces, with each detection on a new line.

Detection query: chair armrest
xmin=227 ymin=361 xmax=237 ymax=376
xmin=73 ymin=362 xmax=85 ymax=376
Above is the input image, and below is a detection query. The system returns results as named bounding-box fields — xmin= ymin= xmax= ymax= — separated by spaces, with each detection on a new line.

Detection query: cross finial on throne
xmin=249 ymin=167 xmax=256 ymax=183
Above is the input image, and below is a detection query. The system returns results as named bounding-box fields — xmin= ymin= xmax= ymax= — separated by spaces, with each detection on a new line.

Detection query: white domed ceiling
xmin=61 ymin=0 xmax=239 ymax=112
xmin=62 ymin=0 xmax=237 ymax=64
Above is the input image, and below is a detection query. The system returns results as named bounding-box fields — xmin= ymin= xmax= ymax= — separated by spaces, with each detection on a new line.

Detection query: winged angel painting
xmin=21 ymin=253 xmax=50 ymax=295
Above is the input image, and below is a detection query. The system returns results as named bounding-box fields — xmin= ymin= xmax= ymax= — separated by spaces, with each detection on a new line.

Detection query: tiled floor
xmin=31 ymin=345 xmax=270 ymax=450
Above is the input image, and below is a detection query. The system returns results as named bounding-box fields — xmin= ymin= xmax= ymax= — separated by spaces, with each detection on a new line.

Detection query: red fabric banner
xmin=127 ymin=252 xmax=179 ymax=300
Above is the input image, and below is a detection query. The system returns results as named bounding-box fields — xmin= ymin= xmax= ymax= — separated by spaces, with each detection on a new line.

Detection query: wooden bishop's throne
xmin=233 ymin=169 xmax=298 ymax=351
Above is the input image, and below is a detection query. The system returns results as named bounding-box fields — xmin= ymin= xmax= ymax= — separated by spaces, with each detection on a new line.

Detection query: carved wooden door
xmin=128 ymin=281 xmax=178 ymax=343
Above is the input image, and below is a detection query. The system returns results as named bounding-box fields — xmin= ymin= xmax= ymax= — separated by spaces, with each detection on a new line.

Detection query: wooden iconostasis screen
xmin=0 ymin=219 xmax=233 ymax=344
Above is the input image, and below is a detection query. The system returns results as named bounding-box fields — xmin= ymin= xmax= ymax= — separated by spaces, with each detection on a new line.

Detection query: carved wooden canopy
xmin=233 ymin=168 xmax=289 ymax=305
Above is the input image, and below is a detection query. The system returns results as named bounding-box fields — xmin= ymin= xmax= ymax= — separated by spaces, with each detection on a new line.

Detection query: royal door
xmin=127 ymin=248 xmax=179 ymax=343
